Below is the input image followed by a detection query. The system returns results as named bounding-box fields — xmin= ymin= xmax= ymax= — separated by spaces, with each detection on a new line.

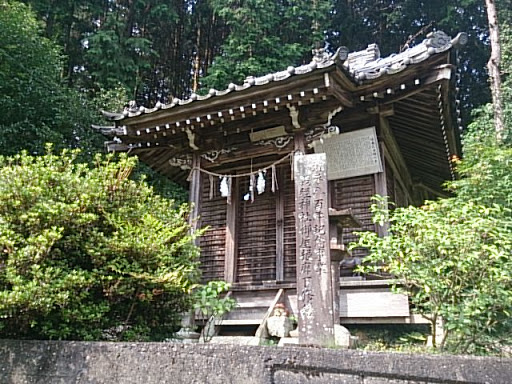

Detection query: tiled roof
xmin=104 ymin=31 xmax=467 ymax=121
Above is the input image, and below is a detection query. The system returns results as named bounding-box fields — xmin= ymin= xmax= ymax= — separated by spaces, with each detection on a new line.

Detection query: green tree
xmin=202 ymin=0 xmax=333 ymax=90
xmin=0 ymin=148 xmax=201 ymax=340
xmin=356 ymin=193 xmax=512 ymax=354
xmin=0 ymin=0 xmax=106 ymax=157
xmin=355 ymin=114 xmax=512 ymax=354
xmin=83 ymin=3 xmax=156 ymax=99
xmin=23 ymin=0 xmax=227 ymax=104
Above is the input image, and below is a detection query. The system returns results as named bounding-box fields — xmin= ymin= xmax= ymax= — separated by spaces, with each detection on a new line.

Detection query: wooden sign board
xmin=294 ymin=153 xmax=335 ymax=347
xmin=339 ymin=288 xmax=410 ymax=318
xmin=249 ymin=125 xmax=287 ymax=142
xmin=314 ymin=127 xmax=383 ymax=180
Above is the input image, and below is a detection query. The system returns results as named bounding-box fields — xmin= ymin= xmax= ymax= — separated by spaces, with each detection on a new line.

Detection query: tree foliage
xmin=355 ymin=106 xmax=512 ymax=354
xmin=201 ymin=0 xmax=333 ymax=90
xmin=18 ymin=0 xmax=498 ymax=122
xmin=0 ymin=0 xmax=69 ymax=154
xmin=356 ymin=193 xmax=512 ymax=354
xmin=0 ymin=148 xmax=201 ymax=340
xmin=0 ymin=0 xmax=111 ymax=158
xmin=193 ymin=280 xmax=236 ymax=342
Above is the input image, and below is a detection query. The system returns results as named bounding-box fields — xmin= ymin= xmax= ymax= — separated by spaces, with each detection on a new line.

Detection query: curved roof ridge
xmin=103 ymin=30 xmax=467 ymax=121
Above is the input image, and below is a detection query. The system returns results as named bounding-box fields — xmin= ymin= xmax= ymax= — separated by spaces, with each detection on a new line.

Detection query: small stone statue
xmin=266 ymin=303 xmax=293 ymax=338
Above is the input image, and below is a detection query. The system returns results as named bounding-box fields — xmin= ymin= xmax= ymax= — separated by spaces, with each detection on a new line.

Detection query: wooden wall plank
xmin=378 ymin=115 xmax=415 ymax=204
xmin=283 ymin=165 xmax=297 ymax=282
xmin=236 ymin=170 xmax=277 ymax=284
xmin=331 ymin=175 xmax=376 ymax=260
xmin=198 ymin=172 xmax=227 ymax=283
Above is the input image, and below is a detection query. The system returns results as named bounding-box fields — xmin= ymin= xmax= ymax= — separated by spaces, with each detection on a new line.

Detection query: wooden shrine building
xmin=98 ymin=31 xmax=467 ymax=345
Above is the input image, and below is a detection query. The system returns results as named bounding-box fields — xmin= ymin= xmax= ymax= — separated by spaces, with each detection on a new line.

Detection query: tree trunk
xmin=192 ymin=24 xmax=202 ymax=92
xmin=485 ymin=0 xmax=505 ymax=141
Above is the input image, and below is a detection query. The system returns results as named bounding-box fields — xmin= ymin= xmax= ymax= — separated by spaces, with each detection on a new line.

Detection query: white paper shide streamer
xmin=190 ymin=152 xmax=290 ymax=204
xmin=257 ymin=170 xmax=266 ymax=195
xmin=220 ymin=176 xmax=229 ymax=197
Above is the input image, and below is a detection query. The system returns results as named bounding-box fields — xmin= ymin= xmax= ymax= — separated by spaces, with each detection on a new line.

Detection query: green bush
xmin=0 ymin=148 xmax=201 ymax=340
xmin=349 ymin=325 xmax=430 ymax=353
xmin=355 ymin=142 xmax=512 ymax=355
xmin=194 ymin=281 xmax=236 ymax=341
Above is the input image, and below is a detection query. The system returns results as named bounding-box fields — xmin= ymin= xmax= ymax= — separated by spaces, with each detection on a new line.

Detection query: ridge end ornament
xmin=312 ymin=44 xmax=330 ymax=63
xmin=425 ymin=30 xmax=451 ymax=50
xmin=333 ymin=46 xmax=350 ymax=65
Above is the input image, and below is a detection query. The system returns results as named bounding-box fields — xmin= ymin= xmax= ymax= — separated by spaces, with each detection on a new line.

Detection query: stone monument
xmin=294 ymin=153 xmax=335 ymax=347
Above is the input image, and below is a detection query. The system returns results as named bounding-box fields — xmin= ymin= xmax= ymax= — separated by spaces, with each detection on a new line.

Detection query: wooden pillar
xmin=224 ymin=178 xmax=238 ymax=284
xmin=275 ymin=167 xmax=285 ymax=282
xmin=374 ymin=124 xmax=389 ymax=237
xmin=189 ymin=153 xmax=202 ymax=245
xmin=294 ymin=130 xmax=305 ymax=154
xmin=294 ymin=153 xmax=335 ymax=347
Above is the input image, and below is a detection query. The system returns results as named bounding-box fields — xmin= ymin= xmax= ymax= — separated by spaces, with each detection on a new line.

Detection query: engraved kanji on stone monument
xmin=294 ymin=153 xmax=335 ymax=346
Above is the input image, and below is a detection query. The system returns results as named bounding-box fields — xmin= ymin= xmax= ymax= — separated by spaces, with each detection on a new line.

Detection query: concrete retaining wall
xmin=1 ymin=340 xmax=511 ymax=384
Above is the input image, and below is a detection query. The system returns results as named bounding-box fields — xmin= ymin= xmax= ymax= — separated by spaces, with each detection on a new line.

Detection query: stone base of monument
xmin=276 ymin=326 xmax=357 ymax=348
xmin=334 ymin=324 xmax=358 ymax=349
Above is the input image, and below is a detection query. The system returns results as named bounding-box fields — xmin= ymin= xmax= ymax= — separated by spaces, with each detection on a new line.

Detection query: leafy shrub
xmin=0 ymin=148 xmax=200 ymax=340
xmin=349 ymin=325 xmax=430 ymax=353
xmin=193 ymin=281 xmax=236 ymax=341
xmin=355 ymin=142 xmax=512 ymax=354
